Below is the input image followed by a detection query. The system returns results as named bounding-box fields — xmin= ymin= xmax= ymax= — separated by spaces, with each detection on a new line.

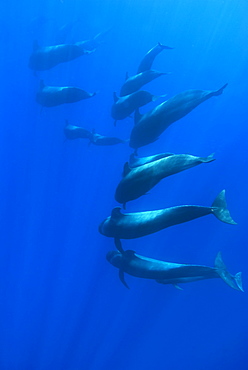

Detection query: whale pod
xmin=129 ymin=84 xmax=228 ymax=150
xmin=106 ymin=250 xmax=243 ymax=291
xmin=115 ymin=153 xmax=215 ymax=206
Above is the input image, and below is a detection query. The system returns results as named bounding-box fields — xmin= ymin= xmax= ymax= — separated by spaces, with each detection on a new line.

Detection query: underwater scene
xmin=0 ymin=0 xmax=248 ymax=369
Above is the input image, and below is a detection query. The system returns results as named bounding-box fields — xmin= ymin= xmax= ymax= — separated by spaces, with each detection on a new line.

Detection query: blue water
xmin=0 ymin=0 xmax=247 ymax=369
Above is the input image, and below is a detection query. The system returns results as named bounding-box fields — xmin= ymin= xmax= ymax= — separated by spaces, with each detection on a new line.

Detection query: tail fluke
xmin=215 ymin=252 xmax=244 ymax=292
xmin=212 ymin=83 xmax=228 ymax=96
xmin=212 ymin=190 xmax=237 ymax=225
xmin=158 ymin=42 xmax=174 ymax=50
xmin=200 ymin=153 xmax=216 ymax=163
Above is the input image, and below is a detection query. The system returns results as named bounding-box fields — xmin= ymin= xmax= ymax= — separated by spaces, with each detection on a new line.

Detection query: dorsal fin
xmin=125 ymin=71 xmax=129 ymax=80
xmin=158 ymin=42 xmax=174 ymax=50
xmin=134 ymin=109 xmax=142 ymax=125
xmin=113 ymin=92 xmax=118 ymax=103
xmin=122 ymin=162 xmax=131 ymax=177
xmin=119 ymin=270 xmax=129 ymax=289
xmin=124 ymin=250 xmax=136 ymax=258
xmin=111 ymin=207 xmax=122 ymax=220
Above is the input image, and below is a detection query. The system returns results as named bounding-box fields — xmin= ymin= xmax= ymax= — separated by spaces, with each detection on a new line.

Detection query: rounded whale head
xmin=106 ymin=251 xmax=122 ymax=267
xmin=98 ymin=219 xmax=107 ymax=235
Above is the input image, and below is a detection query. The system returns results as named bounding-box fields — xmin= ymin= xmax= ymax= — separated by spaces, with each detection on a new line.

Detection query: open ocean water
xmin=0 ymin=0 xmax=247 ymax=369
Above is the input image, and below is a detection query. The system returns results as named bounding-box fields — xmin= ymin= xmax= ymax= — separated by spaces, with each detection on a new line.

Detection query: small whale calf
xmin=36 ymin=80 xmax=96 ymax=107
xmin=111 ymin=90 xmax=161 ymax=123
xmin=137 ymin=42 xmax=173 ymax=74
xmin=120 ymin=70 xmax=168 ymax=97
xmin=115 ymin=153 xmax=215 ymax=207
xmin=130 ymin=84 xmax=228 ymax=150
xmin=64 ymin=121 xmax=126 ymax=146
xmin=29 ymin=40 xmax=94 ymax=71
xmin=99 ymin=190 xmax=236 ymax=251
xmin=107 ymin=250 xmax=243 ymax=291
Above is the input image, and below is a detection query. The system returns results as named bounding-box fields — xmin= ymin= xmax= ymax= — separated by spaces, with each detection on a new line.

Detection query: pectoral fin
xmin=174 ymin=284 xmax=183 ymax=290
xmin=119 ymin=270 xmax=129 ymax=289
xmin=114 ymin=238 xmax=124 ymax=253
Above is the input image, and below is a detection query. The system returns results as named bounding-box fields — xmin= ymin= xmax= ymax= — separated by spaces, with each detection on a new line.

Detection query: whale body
xmin=120 ymin=70 xmax=168 ymax=97
xmin=36 ymin=81 xmax=96 ymax=107
xmin=64 ymin=121 xmax=91 ymax=140
xmin=128 ymin=152 xmax=174 ymax=168
xmin=129 ymin=84 xmax=228 ymax=149
xmin=137 ymin=42 xmax=173 ymax=74
xmin=107 ymin=250 xmax=243 ymax=291
xmin=115 ymin=153 xmax=215 ymax=206
xmin=29 ymin=41 xmax=93 ymax=71
xmin=89 ymin=131 xmax=126 ymax=146
xmin=111 ymin=90 xmax=160 ymax=122
xmin=99 ymin=190 xmax=236 ymax=251
xmin=64 ymin=122 xmax=126 ymax=146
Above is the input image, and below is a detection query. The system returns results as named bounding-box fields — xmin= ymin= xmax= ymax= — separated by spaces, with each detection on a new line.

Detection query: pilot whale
xmin=29 ymin=40 xmax=93 ymax=71
xmin=120 ymin=70 xmax=168 ymax=97
xmin=64 ymin=120 xmax=91 ymax=140
xmin=99 ymin=190 xmax=236 ymax=251
xmin=64 ymin=121 xmax=126 ymax=146
xmin=137 ymin=42 xmax=173 ymax=74
xmin=115 ymin=153 xmax=215 ymax=207
xmin=36 ymin=80 xmax=96 ymax=107
xmin=106 ymin=250 xmax=243 ymax=291
xmin=89 ymin=130 xmax=127 ymax=146
xmin=129 ymin=84 xmax=228 ymax=150
xmin=111 ymin=90 xmax=162 ymax=123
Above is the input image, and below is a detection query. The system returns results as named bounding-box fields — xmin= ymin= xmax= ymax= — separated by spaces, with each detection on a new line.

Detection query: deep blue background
xmin=0 ymin=0 xmax=247 ymax=369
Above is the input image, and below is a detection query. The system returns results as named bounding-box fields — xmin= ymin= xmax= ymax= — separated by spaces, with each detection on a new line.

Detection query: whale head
xmin=106 ymin=250 xmax=122 ymax=267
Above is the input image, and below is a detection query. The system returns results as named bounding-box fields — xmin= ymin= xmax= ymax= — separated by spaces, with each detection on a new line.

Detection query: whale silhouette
xmin=115 ymin=153 xmax=215 ymax=207
xmin=107 ymin=250 xmax=243 ymax=291
xmin=130 ymin=84 xmax=228 ymax=150
xmin=120 ymin=70 xmax=168 ymax=97
xmin=36 ymin=80 xmax=96 ymax=107
xmin=137 ymin=42 xmax=173 ymax=74
xmin=99 ymin=190 xmax=236 ymax=252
